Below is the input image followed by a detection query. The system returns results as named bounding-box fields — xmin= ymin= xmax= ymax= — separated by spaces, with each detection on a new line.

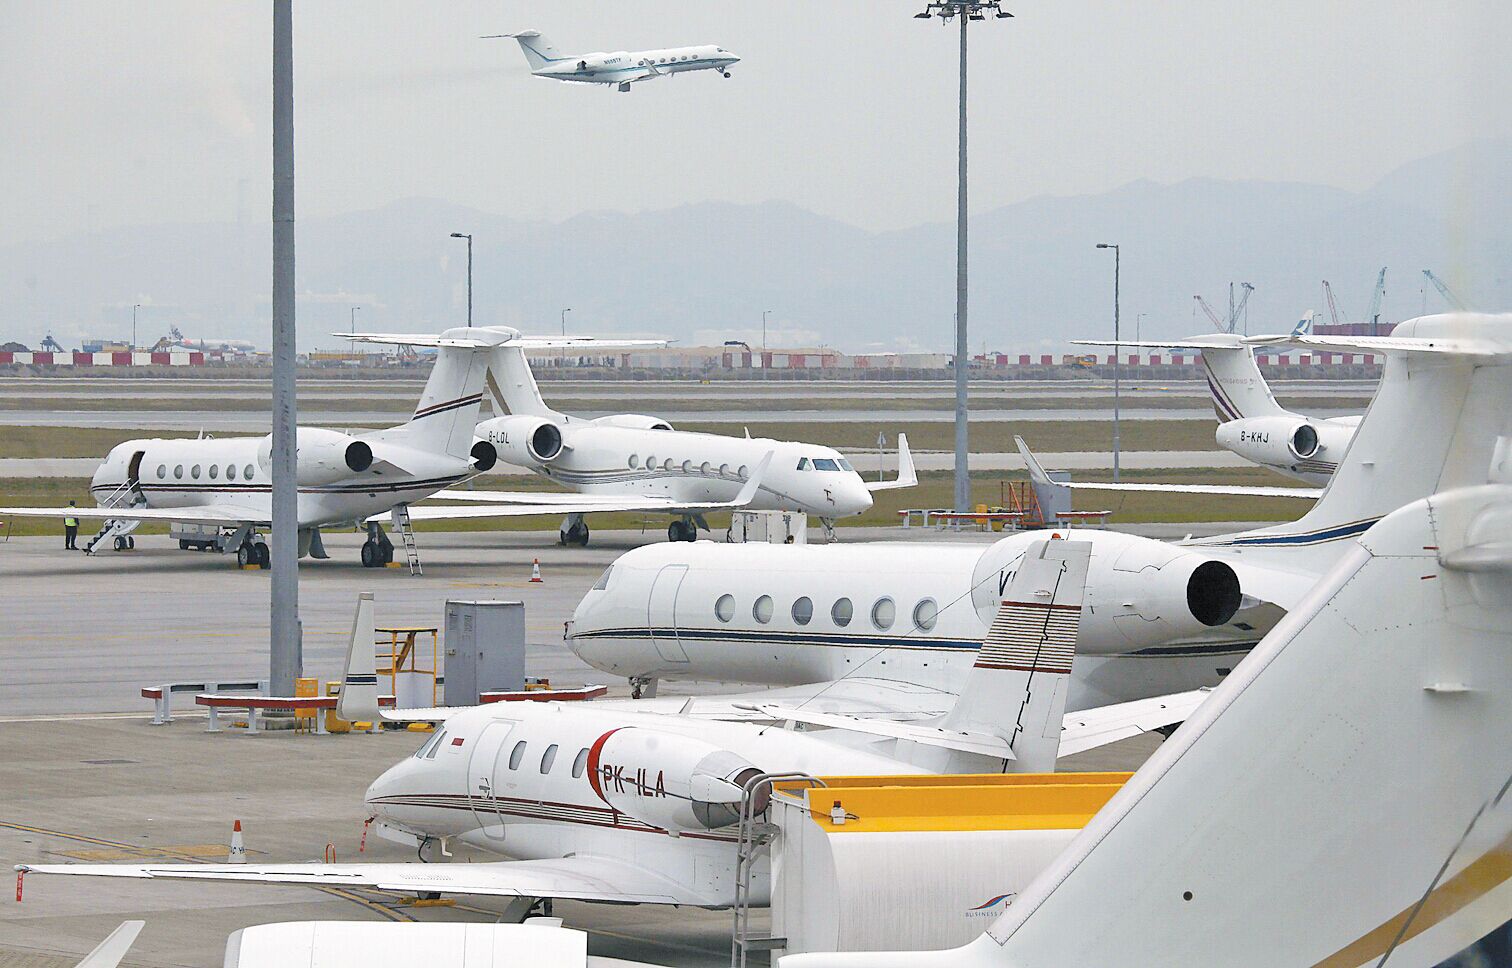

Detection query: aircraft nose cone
xmin=364 ymin=760 xmax=408 ymax=816
xmin=842 ymin=479 xmax=873 ymax=515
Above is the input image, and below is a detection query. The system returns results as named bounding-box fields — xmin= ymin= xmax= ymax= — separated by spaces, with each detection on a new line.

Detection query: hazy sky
xmin=2 ymin=0 xmax=1508 ymax=247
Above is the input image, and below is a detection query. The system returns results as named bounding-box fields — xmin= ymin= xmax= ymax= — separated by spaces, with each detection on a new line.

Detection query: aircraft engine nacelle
xmin=479 ymin=415 xmax=565 ymax=467
xmin=587 ymin=727 xmax=765 ymax=833
xmin=591 ymin=414 xmax=674 ymax=432
xmin=257 ymin=428 xmax=374 ymax=485
xmin=469 ymin=439 xmax=497 ymax=472
xmin=971 ymin=531 xmax=1244 ymax=654
xmin=1216 ymin=416 xmax=1323 ymax=465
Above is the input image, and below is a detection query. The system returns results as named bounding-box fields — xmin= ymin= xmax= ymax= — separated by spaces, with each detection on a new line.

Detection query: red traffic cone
xmin=227 ymin=820 xmax=247 ymax=864
xmin=529 ymin=558 xmax=543 ymax=583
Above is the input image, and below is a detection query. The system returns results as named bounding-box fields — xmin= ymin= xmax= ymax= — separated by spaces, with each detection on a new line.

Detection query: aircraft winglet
xmin=866 ymin=433 xmax=917 ymax=492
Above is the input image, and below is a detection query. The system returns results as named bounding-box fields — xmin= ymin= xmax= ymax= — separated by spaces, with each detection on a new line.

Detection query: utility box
xmin=1031 ymin=471 xmax=1073 ymax=525
xmin=730 ymin=510 xmax=807 ymax=544
xmin=442 ymin=601 xmax=526 ymax=707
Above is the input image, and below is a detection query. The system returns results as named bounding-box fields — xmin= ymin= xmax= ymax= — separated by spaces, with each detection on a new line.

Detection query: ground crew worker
xmin=64 ymin=501 xmax=79 ymax=550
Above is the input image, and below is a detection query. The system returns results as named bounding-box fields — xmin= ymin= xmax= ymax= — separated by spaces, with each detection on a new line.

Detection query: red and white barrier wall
xmin=0 ymin=351 xmax=206 ymax=366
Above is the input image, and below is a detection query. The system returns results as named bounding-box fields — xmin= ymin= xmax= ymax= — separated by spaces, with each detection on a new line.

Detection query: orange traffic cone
xmin=529 ymin=559 xmax=543 ymax=583
xmin=228 ymin=820 xmax=247 ymax=864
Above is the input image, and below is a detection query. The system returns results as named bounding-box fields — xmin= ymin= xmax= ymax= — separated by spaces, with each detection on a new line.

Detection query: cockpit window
xmin=796 ymin=458 xmax=810 ymax=470
xmin=592 ymin=566 xmax=613 ymax=591
xmin=837 ymin=458 xmax=854 ymax=472
xmin=813 ymin=458 xmax=839 ymax=471
xmin=416 ymin=729 xmax=447 ymax=759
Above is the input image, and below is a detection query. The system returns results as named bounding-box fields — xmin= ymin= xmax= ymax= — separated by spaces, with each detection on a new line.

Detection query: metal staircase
xmin=730 ymin=772 xmax=826 ymax=968
xmin=391 ymin=505 xmax=422 ymax=575
xmin=84 ymin=482 xmax=146 ymax=554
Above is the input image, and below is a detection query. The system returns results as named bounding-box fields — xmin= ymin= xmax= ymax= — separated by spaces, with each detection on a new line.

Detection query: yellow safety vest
xmin=65 ymin=516 xmax=78 ymax=527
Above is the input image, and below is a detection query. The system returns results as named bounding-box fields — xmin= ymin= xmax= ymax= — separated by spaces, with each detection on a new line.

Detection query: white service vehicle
xmin=15 ymin=542 xmax=1203 ymax=912
xmin=0 ymin=328 xmax=509 ymax=568
xmin=351 ymin=329 xmax=910 ymax=546
xmin=491 ymin=30 xmax=740 ymax=92
xmin=567 ymin=314 xmax=1512 ymax=710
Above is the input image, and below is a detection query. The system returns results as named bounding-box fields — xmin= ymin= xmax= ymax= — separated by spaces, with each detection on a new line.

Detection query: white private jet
xmin=0 ymin=328 xmax=509 ymax=569
xmin=349 ymin=329 xmax=911 ymax=546
xmin=15 ymin=542 xmax=1205 ymax=913
xmin=782 ymin=445 xmax=1512 ymax=967
xmin=1075 ymin=321 xmax=1361 ymax=488
xmin=489 ymin=30 xmax=740 ymax=93
xmin=566 ymin=314 xmax=1512 ymax=708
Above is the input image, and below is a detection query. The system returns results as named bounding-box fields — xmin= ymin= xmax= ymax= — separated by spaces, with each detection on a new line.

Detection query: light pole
xmin=914 ymin=0 xmax=1013 ymax=513
xmin=1096 ymin=243 xmax=1121 ymax=483
xmin=449 ymin=233 xmax=472 ymax=327
xmin=1136 ymin=312 xmax=1146 ymax=344
xmin=560 ymin=308 xmax=572 ymax=367
xmin=132 ymin=304 xmax=140 ymax=352
xmin=350 ymin=306 xmax=359 ymax=357
xmin=762 ymin=309 xmax=771 ymax=379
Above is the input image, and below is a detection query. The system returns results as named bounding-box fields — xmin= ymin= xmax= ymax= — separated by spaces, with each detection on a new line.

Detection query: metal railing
xmin=731 ymin=771 xmax=826 ymax=968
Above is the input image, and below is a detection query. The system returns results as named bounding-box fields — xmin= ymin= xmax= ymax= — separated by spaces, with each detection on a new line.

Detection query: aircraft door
xmin=465 ymin=720 xmax=517 ymax=840
xmin=648 ymin=565 xmax=691 ymax=663
xmin=126 ymin=450 xmax=146 ymax=499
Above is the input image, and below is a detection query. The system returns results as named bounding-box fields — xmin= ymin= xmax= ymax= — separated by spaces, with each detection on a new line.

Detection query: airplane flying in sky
xmin=349 ymin=329 xmax=912 ymax=545
xmin=489 ymin=30 xmax=740 ymax=92
xmin=782 ymin=416 xmax=1512 ymax=967
xmin=16 ymin=542 xmax=1203 ymax=913
xmin=0 ymin=328 xmax=508 ymax=569
xmin=566 ymin=314 xmax=1512 ymax=708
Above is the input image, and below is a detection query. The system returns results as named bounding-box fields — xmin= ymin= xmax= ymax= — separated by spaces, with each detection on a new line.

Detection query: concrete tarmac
xmin=0 ymin=524 xmax=1166 ymax=968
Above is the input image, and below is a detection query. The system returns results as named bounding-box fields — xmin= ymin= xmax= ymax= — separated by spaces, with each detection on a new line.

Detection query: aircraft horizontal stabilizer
xmin=16 ymin=854 xmax=719 ymax=907
xmin=1072 ymin=336 xmax=1246 ymax=350
xmin=1012 ymin=436 xmax=1320 ymax=499
xmin=338 ymin=330 xmax=669 ymax=352
xmin=753 ymin=705 xmax=1014 ymax=758
xmin=76 ymin=921 xmax=144 ymax=968
xmin=866 ymin=433 xmax=917 ymax=492
xmin=1056 ymin=689 xmax=1209 ymax=756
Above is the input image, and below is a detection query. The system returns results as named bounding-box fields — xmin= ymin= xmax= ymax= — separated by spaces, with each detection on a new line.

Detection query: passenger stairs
xmin=85 ymin=481 xmax=146 ymax=554
xmin=730 ymin=772 xmax=826 ymax=968
xmin=391 ymin=505 xmax=422 ymax=576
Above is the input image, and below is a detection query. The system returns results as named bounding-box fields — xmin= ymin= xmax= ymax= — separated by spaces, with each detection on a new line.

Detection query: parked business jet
xmin=0 ymin=328 xmax=508 ymax=568
xmin=349 ymin=329 xmax=911 ymax=545
xmin=16 ymin=543 xmax=1204 ymax=912
xmin=783 ymin=455 xmax=1512 ymax=967
xmin=567 ymin=314 xmax=1512 ymax=707
xmin=490 ymin=30 xmax=740 ymax=92
xmin=1074 ymin=322 xmax=1362 ymax=488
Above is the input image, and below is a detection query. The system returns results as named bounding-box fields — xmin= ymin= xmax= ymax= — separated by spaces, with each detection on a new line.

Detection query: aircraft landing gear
xmin=667 ymin=519 xmax=697 ymax=542
xmin=236 ymin=540 xmax=270 ymax=569
xmin=723 ymin=71 xmax=732 ymax=78
xmin=362 ymin=522 xmax=395 ymax=568
xmin=629 ymin=676 xmax=659 ymax=700
xmin=113 ymin=535 xmax=135 ymax=552
xmin=559 ymin=514 xmax=590 ymax=547
xmin=617 ymin=81 xmax=631 ymax=92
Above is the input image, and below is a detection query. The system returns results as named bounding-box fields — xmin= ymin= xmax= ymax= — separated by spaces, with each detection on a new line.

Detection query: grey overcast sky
xmin=2 ymin=0 xmax=1507 ymax=246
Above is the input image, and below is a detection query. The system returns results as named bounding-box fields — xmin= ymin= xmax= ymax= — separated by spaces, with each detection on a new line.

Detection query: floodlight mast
xmin=914 ymin=1 xmax=1013 ymax=513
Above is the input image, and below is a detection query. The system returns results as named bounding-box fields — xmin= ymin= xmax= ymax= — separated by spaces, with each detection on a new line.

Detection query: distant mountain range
xmin=4 ymin=141 xmax=1508 ymax=353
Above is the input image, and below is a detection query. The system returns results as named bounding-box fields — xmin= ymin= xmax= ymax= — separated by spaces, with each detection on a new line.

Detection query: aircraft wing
xmin=1057 ymin=689 xmax=1210 ymax=757
xmin=1073 ymin=337 xmax=1246 ymax=350
xmin=1014 ymin=436 xmax=1321 ymax=499
xmin=866 ymin=433 xmax=917 ymax=492
xmin=1241 ymin=333 xmax=1511 ymax=357
xmin=381 ymin=452 xmax=774 ymax=523
xmin=16 ymin=854 xmax=717 ymax=907
xmin=341 ymin=331 xmax=669 ymax=351
xmin=426 ymin=490 xmax=662 ymax=506
xmin=0 ymin=504 xmax=268 ymax=526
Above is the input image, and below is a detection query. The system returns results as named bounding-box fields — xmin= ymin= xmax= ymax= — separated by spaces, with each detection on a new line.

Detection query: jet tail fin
xmin=336 ymin=593 xmax=380 ymax=725
xmin=1075 ymin=334 xmax=1286 ymax=421
xmin=939 ymin=539 xmax=1089 ymax=773
xmin=75 ymin=922 xmax=144 ymax=968
xmin=485 ymin=30 xmax=565 ymax=71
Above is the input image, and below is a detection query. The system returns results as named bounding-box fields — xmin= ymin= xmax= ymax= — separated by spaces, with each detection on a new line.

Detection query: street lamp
xmin=560 ymin=308 xmax=572 ymax=366
xmin=132 ymin=304 xmax=140 ymax=352
xmin=350 ymin=306 xmax=359 ymax=357
xmin=449 ymin=233 xmax=472 ymax=327
xmin=914 ymin=0 xmax=1013 ymax=513
xmin=762 ymin=309 xmax=771 ymax=379
xmin=1136 ymin=312 xmax=1147 ymax=344
xmin=1096 ymin=243 xmax=1121 ymax=483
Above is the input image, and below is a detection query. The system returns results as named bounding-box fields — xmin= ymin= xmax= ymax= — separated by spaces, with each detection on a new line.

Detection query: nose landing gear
xmin=361 ymin=522 xmax=395 ymax=568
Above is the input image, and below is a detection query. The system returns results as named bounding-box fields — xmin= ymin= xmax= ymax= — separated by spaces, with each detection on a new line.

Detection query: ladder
xmin=84 ymin=482 xmax=145 ymax=554
xmin=730 ymin=772 xmax=826 ymax=968
xmin=391 ymin=505 xmax=422 ymax=575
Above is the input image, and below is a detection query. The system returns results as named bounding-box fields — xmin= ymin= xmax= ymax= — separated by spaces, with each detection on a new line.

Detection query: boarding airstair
xmin=391 ymin=505 xmax=422 ymax=575
xmin=84 ymin=481 xmax=146 ymax=554
xmin=730 ymin=772 xmax=826 ymax=968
